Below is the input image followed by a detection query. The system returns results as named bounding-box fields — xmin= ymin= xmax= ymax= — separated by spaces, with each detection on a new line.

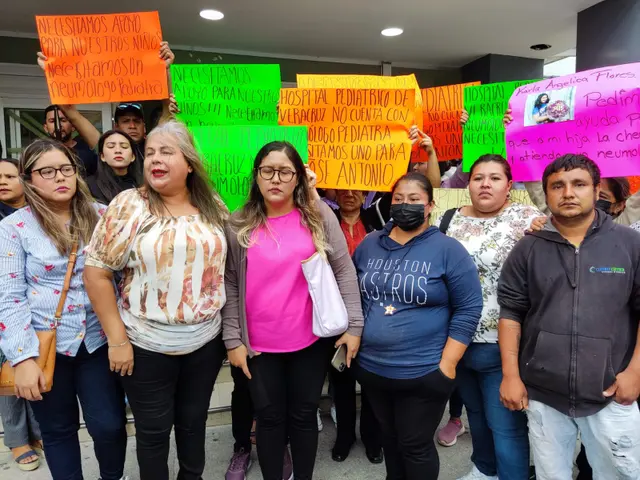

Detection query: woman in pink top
xmin=223 ymin=141 xmax=364 ymax=480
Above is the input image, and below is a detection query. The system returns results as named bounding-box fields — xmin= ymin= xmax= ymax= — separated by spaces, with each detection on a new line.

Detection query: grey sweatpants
xmin=0 ymin=396 xmax=41 ymax=448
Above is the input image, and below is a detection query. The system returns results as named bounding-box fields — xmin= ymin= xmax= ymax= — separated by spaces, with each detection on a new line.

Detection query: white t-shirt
xmin=435 ymin=203 xmax=543 ymax=343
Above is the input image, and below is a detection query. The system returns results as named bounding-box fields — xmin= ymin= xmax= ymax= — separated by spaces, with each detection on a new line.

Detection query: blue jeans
xmin=29 ymin=344 xmax=127 ymax=480
xmin=457 ymin=343 xmax=530 ymax=479
xmin=527 ymin=399 xmax=640 ymax=480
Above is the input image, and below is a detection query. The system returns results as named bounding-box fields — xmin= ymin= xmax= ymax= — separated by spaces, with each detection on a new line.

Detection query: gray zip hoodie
xmin=498 ymin=210 xmax=640 ymax=417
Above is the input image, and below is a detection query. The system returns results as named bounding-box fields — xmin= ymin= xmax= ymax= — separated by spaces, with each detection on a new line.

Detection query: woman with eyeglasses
xmin=84 ymin=121 xmax=229 ymax=480
xmin=223 ymin=141 xmax=363 ymax=480
xmin=86 ymin=130 xmax=142 ymax=205
xmin=0 ymin=139 xmax=127 ymax=480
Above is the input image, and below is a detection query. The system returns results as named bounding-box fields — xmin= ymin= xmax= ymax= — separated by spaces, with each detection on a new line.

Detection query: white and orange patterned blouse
xmin=85 ymin=189 xmax=227 ymax=355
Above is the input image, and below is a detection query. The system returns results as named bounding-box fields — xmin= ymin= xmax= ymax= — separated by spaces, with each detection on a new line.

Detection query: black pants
xmin=122 ymin=336 xmax=225 ymax=480
xmin=329 ymin=363 xmax=382 ymax=452
xmin=230 ymin=364 xmax=254 ymax=453
xmin=448 ymin=386 xmax=464 ymax=418
xmin=248 ymin=338 xmax=331 ymax=480
xmin=356 ymin=363 xmax=454 ymax=480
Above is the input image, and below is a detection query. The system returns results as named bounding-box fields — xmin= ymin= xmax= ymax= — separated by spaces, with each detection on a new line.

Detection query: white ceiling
xmin=0 ymin=0 xmax=603 ymax=68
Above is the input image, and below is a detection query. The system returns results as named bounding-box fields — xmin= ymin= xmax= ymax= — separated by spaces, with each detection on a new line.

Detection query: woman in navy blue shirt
xmin=353 ymin=172 xmax=483 ymax=480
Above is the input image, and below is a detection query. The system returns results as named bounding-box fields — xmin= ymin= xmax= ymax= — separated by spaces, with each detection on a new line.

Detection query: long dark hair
xmin=95 ymin=130 xmax=142 ymax=204
xmin=534 ymin=93 xmax=550 ymax=109
xmin=232 ymin=141 xmax=329 ymax=256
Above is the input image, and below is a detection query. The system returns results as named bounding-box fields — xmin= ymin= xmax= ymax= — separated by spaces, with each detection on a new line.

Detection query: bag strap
xmin=438 ymin=208 xmax=458 ymax=235
xmin=54 ymin=242 xmax=79 ymax=325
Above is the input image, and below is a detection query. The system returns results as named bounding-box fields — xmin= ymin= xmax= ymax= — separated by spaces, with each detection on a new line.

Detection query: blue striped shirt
xmin=0 ymin=204 xmax=107 ymax=366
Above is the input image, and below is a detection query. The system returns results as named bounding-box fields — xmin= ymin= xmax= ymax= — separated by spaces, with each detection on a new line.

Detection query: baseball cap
xmin=114 ymin=103 xmax=144 ymax=122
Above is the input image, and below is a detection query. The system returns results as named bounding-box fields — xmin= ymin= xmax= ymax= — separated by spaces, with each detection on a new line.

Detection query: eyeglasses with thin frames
xmin=31 ymin=164 xmax=77 ymax=180
xmin=257 ymin=167 xmax=296 ymax=183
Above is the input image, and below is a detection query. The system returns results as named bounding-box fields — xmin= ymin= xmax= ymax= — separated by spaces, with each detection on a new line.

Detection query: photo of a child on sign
xmin=524 ymin=87 xmax=576 ymax=126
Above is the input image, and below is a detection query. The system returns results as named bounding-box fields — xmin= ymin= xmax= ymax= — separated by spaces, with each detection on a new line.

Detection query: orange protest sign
xmin=35 ymin=12 xmax=168 ymax=105
xmin=297 ymin=74 xmax=423 ymax=130
xmin=279 ymin=88 xmax=415 ymax=191
xmin=417 ymin=82 xmax=480 ymax=162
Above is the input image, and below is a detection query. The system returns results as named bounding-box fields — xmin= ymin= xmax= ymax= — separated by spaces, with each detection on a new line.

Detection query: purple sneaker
xmin=282 ymin=447 xmax=293 ymax=480
xmin=225 ymin=448 xmax=252 ymax=480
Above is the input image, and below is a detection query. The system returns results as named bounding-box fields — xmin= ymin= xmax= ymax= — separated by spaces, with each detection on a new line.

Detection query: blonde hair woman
xmin=223 ymin=141 xmax=363 ymax=480
xmin=0 ymin=139 xmax=127 ymax=480
xmin=84 ymin=121 xmax=229 ymax=480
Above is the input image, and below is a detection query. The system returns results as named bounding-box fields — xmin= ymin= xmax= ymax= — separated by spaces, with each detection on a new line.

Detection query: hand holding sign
xmin=193 ymin=125 xmax=308 ymax=211
xmin=505 ymin=62 xmax=640 ymax=181
xmin=35 ymin=12 xmax=168 ymax=104
xmin=279 ymin=88 xmax=415 ymax=191
xmin=159 ymin=41 xmax=174 ymax=69
xmin=421 ymin=82 xmax=480 ymax=161
xmin=172 ymin=64 xmax=281 ymax=127
xmin=462 ymin=80 xmax=539 ymax=171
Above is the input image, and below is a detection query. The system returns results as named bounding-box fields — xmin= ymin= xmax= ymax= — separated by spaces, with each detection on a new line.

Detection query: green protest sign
xmin=192 ymin=125 xmax=308 ymax=211
xmin=462 ymin=79 xmax=539 ymax=171
xmin=172 ymin=64 xmax=281 ymax=127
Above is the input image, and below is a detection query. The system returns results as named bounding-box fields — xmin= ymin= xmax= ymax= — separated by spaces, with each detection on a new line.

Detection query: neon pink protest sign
xmin=505 ymin=63 xmax=640 ymax=181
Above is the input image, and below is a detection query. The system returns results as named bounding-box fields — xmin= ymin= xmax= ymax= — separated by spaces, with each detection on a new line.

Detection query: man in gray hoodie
xmin=497 ymin=154 xmax=640 ymax=480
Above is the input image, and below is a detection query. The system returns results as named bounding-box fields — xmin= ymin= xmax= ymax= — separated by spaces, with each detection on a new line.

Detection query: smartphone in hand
xmin=331 ymin=344 xmax=348 ymax=372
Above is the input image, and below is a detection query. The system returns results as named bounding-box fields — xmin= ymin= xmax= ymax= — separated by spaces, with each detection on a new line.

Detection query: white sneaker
xmin=330 ymin=403 xmax=337 ymax=427
xmin=457 ymin=465 xmax=498 ymax=480
xmin=317 ymin=409 xmax=324 ymax=432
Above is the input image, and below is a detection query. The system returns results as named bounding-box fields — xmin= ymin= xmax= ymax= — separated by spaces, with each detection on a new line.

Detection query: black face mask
xmin=390 ymin=203 xmax=426 ymax=232
xmin=596 ymin=199 xmax=615 ymax=215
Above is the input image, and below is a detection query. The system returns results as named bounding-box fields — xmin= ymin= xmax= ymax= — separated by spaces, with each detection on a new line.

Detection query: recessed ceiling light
xmin=200 ymin=9 xmax=224 ymax=21
xmin=381 ymin=28 xmax=403 ymax=37
xmin=530 ymin=43 xmax=552 ymax=51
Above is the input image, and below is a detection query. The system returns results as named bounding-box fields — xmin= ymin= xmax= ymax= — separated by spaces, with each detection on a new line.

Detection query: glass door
xmin=1 ymin=99 xmax=111 ymax=158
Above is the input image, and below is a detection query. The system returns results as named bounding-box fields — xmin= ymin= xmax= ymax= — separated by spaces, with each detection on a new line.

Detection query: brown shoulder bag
xmin=0 ymin=242 xmax=79 ymax=396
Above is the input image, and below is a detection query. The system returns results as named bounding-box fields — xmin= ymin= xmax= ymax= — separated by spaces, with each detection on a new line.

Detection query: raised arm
xmin=159 ymin=42 xmax=175 ymax=119
xmin=37 ymin=52 xmax=101 ymax=148
xmin=410 ymin=126 xmax=441 ymax=188
xmin=59 ymin=105 xmax=101 ymax=149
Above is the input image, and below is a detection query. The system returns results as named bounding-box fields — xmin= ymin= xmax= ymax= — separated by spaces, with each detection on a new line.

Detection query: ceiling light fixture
xmin=200 ymin=9 xmax=224 ymax=21
xmin=381 ymin=28 xmax=403 ymax=37
xmin=530 ymin=44 xmax=552 ymax=51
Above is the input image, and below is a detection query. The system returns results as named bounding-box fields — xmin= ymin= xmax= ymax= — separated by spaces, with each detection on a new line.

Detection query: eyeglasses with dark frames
xmin=31 ymin=164 xmax=77 ymax=179
xmin=257 ymin=166 xmax=296 ymax=183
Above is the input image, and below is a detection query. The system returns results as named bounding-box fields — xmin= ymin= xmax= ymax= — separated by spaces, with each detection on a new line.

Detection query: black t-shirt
xmin=130 ymin=139 xmax=146 ymax=179
xmin=72 ymin=138 xmax=98 ymax=177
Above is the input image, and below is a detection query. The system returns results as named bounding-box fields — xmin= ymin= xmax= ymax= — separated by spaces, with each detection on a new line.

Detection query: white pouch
xmin=301 ymin=252 xmax=349 ymax=338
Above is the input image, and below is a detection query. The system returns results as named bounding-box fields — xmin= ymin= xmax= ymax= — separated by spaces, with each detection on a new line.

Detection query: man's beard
xmin=49 ymin=131 xmax=72 ymax=143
